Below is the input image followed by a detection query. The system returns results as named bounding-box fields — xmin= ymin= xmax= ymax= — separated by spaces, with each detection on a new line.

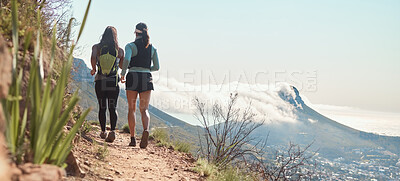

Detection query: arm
xmin=121 ymin=43 xmax=133 ymax=76
xmin=118 ymin=48 xmax=125 ymax=69
xmin=120 ymin=43 xmax=133 ymax=83
xmin=90 ymin=44 xmax=98 ymax=76
xmin=150 ymin=47 xmax=160 ymax=72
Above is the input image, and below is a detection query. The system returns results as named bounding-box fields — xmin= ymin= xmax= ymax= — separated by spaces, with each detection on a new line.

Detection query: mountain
xmin=256 ymin=86 xmax=400 ymax=159
xmin=71 ymin=58 xmax=202 ymax=146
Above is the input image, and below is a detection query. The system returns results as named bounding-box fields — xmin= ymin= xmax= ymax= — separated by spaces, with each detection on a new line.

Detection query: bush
xmin=192 ymin=158 xmax=217 ymax=177
xmin=149 ymin=128 xmax=169 ymax=143
xmin=150 ymin=128 xmax=192 ymax=152
xmin=121 ymin=124 xmax=130 ymax=133
xmin=173 ymin=141 xmax=191 ymax=153
xmin=150 ymin=128 xmax=173 ymax=147
xmin=2 ymin=0 xmax=92 ymax=166
xmin=89 ymin=120 xmax=100 ymax=126
xmin=80 ymin=120 xmax=94 ymax=135
xmin=95 ymin=142 xmax=109 ymax=161
xmin=212 ymin=166 xmax=254 ymax=181
xmin=194 ymin=94 xmax=264 ymax=167
xmin=193 ymin=159 xmax=254 ymax=181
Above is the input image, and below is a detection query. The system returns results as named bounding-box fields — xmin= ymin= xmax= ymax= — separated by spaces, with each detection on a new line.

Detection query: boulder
xmin=16 ymin=163 xmax=65 ymax=181
xmin=65 ymin=151 xmax=85 ymax=178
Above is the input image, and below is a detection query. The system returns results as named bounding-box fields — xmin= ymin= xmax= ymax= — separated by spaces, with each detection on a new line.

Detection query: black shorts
xmin=125 ymin=72 xmax=154 ymax=93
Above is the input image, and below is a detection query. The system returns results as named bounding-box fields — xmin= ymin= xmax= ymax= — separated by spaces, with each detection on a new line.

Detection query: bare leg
xmin=127 ymin=90 xmax=138 ymax=137
xmin=139 ymin=90 xmax=151 ymax=131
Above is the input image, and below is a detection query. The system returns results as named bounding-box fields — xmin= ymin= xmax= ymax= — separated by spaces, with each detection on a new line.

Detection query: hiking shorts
xmin=125 ymin=72 xmax=154 ymax=93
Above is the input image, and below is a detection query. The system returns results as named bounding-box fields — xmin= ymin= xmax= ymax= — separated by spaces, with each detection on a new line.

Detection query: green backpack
xmin=97 ymin=45 xmax=118 ymax=76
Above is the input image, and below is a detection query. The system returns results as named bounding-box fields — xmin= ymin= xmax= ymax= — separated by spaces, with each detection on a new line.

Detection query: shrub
xmin=193 ymin=159 xmax=255 ymax=181
xmin=192 ymin=158 xmax=217 ymax=177
xmin=95 ymin=142 xmax=109 ymax=161
xmin=194 ymin=93 xmax=264 ymax=167
xmin=149 ymin=128 xmax=171 ymax=147
xmin=121 ymin=124 xmax=130 ymax=133
xmin=89 ymin=120 xmax=100 ymax=126
xmin=3 ymin=0 xmax=92 ymax=166
xmin=212 ymin=166 xmax=254 ymax=181
xmin=80 ymin=120 xmax=94 ymax=135
xmin=149 ymin=128 xmax=169 ymax=143
xmin=149 ymin=128 xmax=192 ymax=152
xmin=173 ymin=141 xmax=191 ymax=153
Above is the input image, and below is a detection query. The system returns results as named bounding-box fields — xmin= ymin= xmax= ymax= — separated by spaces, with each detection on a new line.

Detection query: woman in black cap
xmin=121 ymin=22 xmax=160 ymax=148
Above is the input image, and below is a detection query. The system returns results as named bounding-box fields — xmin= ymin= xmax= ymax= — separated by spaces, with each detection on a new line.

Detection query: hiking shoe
xmin=140 ymin=130 xmax=149 ymax=149
xmin=105 ymin=131 xmax=116 ymax=143
xmin=100 ymin=131 xmax=107 ymax=139
xmin=129 ymin=137 xmax=136 ymax=147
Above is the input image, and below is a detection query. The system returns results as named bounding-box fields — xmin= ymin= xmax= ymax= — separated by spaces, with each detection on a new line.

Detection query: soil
xmin=66 ymin=126 xmax=203 ymax=181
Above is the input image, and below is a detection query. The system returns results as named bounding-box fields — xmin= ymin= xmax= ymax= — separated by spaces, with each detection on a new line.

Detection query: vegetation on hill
xmin=149 ymin=128 xmax=192 ymax=153
xmin=1 ymin=0 xmax=92 ymax=174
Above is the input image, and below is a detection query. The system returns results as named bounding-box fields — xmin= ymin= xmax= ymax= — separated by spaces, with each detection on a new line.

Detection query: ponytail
xmin=135 ymin=22 xmax=150 ymax=48
xmin=142 ymin=29 xmax=150 ymax=48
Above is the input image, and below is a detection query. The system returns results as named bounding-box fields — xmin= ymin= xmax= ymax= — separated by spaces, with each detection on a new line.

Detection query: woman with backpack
xmin=121 ymin=22 xmax=160 ymax=148
xmin=90 ymin=26 xmax=124 ymax=143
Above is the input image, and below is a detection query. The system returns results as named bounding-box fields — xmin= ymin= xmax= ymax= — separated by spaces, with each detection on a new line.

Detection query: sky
xmin=71 ymin=0 xmax=400 ymax=116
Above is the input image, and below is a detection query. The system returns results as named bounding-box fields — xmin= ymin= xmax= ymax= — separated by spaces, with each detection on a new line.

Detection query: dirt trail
xmin=67 ymin=127 xmax=202 ymax=181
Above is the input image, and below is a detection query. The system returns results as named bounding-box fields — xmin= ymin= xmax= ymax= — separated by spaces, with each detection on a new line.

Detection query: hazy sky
xmin=72 ymin=0 xmax=400 ymax=113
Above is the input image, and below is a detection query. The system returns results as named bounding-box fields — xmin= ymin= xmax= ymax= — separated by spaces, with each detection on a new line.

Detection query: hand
xmin=90 ymin=69 xmax=96 ymax=76
xmin=121 ymin=75 xmax=126 ymax=83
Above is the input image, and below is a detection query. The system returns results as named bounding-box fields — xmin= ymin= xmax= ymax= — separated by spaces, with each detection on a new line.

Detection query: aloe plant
xmin=2 ymin=0 xmax=27 ymax=164
xmin=3 ymin=0 xmax=92 ymax=166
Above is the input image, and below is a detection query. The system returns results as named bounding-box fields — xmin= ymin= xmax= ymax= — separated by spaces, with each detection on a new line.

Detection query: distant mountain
xmin=71 ymin=58 xmax=202 ymax=146
xmin=255 ymin=86 xmax=400 ymax=159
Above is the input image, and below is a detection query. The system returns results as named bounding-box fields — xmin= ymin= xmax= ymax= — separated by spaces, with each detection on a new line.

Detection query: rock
xmin=10 ymin=165 xmax=22 ymax=181
xmin=65 ymin=151 xmax=85 ymax=177
xmin=17 ymin=164 xmax=64 ymax=181
xmin=101 ymin=176 xmax=114 ymax=181
xmin=84 ymin=160 xmax=90 ymax=166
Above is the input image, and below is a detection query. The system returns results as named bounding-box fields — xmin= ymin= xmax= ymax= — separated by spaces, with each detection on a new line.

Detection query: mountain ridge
xmin=263 ymin=85 xmax=400 ymax=159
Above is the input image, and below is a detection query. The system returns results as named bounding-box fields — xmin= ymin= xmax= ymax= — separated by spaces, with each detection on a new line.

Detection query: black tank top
xmin=129 ymin=39 xmax=152 ymax=69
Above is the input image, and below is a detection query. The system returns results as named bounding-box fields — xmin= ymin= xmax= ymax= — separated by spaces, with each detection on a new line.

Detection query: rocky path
xmin=66 ymin=127 xmax=202 ymax=181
